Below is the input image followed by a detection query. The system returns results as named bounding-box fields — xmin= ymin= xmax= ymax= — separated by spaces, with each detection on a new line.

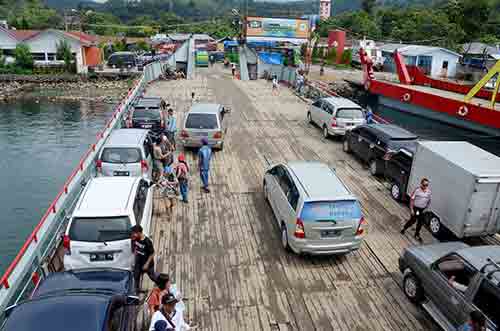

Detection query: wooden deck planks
xmin=143 ymin=67 xmax=439 ymax=331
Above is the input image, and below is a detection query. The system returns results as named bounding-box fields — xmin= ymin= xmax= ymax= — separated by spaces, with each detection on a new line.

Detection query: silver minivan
xmin=180 ymin=103 xmax=228 ymax=150
xmin=97 ymin=129 xmax=152 ymax=179
xmin=263 ymin=161 xmax=367 ymax=255
xmin=307 ymin=96 xmax=366 ymax=138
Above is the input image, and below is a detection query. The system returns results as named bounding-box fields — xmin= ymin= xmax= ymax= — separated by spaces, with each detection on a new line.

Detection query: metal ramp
xmin=238 ymin=45 xmax=249 ymax=81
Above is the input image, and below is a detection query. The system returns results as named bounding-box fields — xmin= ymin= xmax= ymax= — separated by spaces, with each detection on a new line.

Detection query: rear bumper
xmin=64 ymin=255 xmax=133 ymax=271
xmin=181 ymin=138 xmax=223 ymax=148
xmin=289 ymin=237 xmax=363 ymax=255
xmin=328 ymin=127 xmax=348 ymax=136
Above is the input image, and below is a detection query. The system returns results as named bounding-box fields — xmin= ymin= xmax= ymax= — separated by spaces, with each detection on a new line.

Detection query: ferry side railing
xmin=0 ymin=57 xmax=172 ymax=324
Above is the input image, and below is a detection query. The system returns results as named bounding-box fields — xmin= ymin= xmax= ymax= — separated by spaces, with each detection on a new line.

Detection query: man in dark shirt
xmin=131 ymin=225 xmax=157 ymax=290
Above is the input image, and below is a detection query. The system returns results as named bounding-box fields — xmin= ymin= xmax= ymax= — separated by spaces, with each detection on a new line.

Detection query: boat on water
xmin=359 ymin=49 xmax=500 ymax=136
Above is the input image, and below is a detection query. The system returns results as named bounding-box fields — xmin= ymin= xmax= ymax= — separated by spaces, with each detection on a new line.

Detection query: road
xmin=144 ymin=65 xmax=439 ymax=331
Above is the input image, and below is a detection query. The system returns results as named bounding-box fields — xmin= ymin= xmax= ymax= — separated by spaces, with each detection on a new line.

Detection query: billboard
xmin=246 ymin=17 xmax=310 ymax=40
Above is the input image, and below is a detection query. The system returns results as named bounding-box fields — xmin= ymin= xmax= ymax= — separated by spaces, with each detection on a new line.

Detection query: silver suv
xmin=307 ymin=96 xmax=366 ymax=138
xmin=263 ymin=161 xmax=367 ymax=255
xmin=180 ymin=103 xmax=228 ymax=150
xmin=97 ymin=129 xmax=153 ymax=179
xmin=399 ymin=242 xmax=500 ymax=331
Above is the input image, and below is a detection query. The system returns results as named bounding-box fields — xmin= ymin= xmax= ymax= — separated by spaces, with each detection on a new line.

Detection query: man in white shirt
xmin=401 ymin=177 xmax=432 ymax=242
xmin=149 ymin=293 xmax=194 ymax=331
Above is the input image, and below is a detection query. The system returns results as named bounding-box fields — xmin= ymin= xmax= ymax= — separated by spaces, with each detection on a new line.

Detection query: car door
xmin=471 ymin=277 xmax=500 ymax=330
xmin=386 ymin=151 xmax=412 ymax=190
xmin=425 ymin=254 xmax=478 ymax=327
xmin=357 ymin=128 xmax=376 ymax=162
xmin=108 ymin=304 xmax=128 ymax=331
xmin=274 ymin=167 xmax=293 ymax=224
xmin=265 ymin=166 xmax=284 ymax=226
xmin=320 ymin=102 xmax=333 ymax=127
xmin=310 ymin=99 xmax=322 ymax=125
xmin=348 ymin=127 xmax=361 ymax=154
xmin=139 ymin=179 xmax=153 ymax=236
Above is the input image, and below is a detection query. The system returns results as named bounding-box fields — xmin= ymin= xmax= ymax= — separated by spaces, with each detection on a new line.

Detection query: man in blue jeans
xmin=198 ymin=137 xmax=212 ymax=193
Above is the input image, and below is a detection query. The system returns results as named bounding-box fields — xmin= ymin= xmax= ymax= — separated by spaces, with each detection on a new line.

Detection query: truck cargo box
xmin=407 ymin=141 xmax=500 ymax=238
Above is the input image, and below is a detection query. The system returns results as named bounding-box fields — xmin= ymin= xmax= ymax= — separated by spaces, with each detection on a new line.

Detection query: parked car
xmin=399 ymin=242 xmax=500 ymax=331
xmin=263 ymin=161 xmax=367 ymax=255
xmin=384 ymin=146 xmax=415 ymax=201
xmin=126 ymin=104 xmax=165 ymax=133
xmin=406 ymin=141 xmax=500 ymax=239
xmin=180 ymin=103 xmax=229 ymax=150
xmin=4 ymin=269 xmax=139 ymax=331
xmin=63 ymin=177 xmax=153 ymax=270
xmin=133 ymin=97 xmax=166 ymax=111
xmin=97 ymin=129 xmax=153 ymax=179
xmin=307 ymin=96 xmax=366 ymax=138
xmin=343 ymin=124 xmax=418 ymax=176
xmin=107 ymin=52 xmax=137 ymax=69
xmin=32 ymin=268 xmax=135 ymax=298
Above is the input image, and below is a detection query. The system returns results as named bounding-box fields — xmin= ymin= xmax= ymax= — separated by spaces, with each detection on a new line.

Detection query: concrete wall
xmin=430 ymin=50 xmax=458 ymax=78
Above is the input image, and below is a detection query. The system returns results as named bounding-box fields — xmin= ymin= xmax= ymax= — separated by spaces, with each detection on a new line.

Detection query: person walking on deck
xmin=131 ymin=225 xmax=157 ymax=291
xmin=198 ymin=138 xmax=212 ymax=193
xmin=153 ymin=139 xmax=167 ymax=182
xmin=166 ymin=108 xmax=177 ymax=150
xmin=176 ymin=153 xmax=190 ymax=203
xmin=149 ymin=293 xmax=196 ymax=331
xmin=272 ymin=75 xmax=279 ymax=95
xmin=401 ymin=178 xmax=431 ymax=242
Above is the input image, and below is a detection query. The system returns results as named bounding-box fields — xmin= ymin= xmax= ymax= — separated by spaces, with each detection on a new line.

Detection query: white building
xmin=351 ymin=39 xmax=384 ymax=68
xmin=319 ymin=0 xmax=331 ymax=20
xmin=381 ymin=44 xmax=461 ymax=78
xmin=0 ymin=28 xmax=100 ymax=74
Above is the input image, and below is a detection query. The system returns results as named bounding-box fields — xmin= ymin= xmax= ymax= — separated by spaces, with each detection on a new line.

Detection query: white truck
xmin=407 ymin=141 xmax=500 ymax=239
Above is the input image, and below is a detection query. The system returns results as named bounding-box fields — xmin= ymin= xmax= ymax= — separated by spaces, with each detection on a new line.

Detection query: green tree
xmin=14 ymin=44 xmax=33 ymax=70
xmin=56 ymin=40 xmax=74 ymax=73
xmin=361 ymin=0 xmax=376 ymax=14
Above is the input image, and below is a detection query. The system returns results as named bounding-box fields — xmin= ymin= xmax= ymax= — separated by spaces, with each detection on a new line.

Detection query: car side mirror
xmin=126 ymin=295 xmax=140 ymax=306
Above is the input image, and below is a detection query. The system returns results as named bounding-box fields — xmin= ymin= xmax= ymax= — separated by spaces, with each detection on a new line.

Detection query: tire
xmin=369 ymin=159 xmax=379 ymax=176
xmin=429 ymin=215 xmax=444 ymax=239
xmin=322 ymin=125 xmax=329 ymax=139
xmin=391 ymin=182 xmax=402 ymax=201
xmin=403 ymin=270 xmax=424 ymax=303
xmin=343 ymin=138 xmax=351 ymax=153
xmin=281 ymin=223 xmax=291 ymax=252
xmin=307 ymin=112 xmax=313 ymax=123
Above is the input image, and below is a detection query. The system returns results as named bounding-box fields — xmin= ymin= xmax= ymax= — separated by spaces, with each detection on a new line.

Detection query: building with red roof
xmin=0 ymin=28 xmax=102 ymax=73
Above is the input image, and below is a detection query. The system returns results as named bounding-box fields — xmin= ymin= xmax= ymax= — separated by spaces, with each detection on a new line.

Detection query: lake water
xmin=374 ymin=104 xmax=500 ymax=157
xmin=0 ymin=99 xmax=113 ymax=274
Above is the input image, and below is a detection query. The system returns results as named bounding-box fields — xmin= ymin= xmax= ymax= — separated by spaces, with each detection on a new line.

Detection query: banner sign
xmin=246 ymin=17 xmax=310 ymax=40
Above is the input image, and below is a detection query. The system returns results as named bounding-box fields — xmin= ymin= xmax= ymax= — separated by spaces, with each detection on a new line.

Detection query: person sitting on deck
xmin=148 ymin=273 xmax=171 ymax=314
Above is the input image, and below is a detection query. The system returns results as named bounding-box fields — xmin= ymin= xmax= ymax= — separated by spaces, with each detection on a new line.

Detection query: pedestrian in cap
xmin=176 ymin=153 xmax=190 ymax=203
xmin=149 ymin=293 xmax=196 ymax=330
xmin=198 ymin=137 xmax=212 ymax=193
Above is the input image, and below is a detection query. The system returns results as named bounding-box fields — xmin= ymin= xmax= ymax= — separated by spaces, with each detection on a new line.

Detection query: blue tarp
xmin=258 ymin=52 xmax=283 ymax=65
xmin=224 ymin=41 xmax=239 ymax=48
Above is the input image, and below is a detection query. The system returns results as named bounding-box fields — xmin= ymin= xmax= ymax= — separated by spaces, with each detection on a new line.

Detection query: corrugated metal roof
xmin=380 ymin=43 xmax=460 ymax=58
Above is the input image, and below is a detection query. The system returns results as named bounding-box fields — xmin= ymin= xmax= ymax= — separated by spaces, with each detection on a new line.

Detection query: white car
xmin=63 ymin=177 xmax=153 ymax=270
xmin=307 ymin=96 xmax=366 ymax=138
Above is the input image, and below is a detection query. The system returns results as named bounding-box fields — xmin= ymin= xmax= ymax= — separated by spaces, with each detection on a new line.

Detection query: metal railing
xmin=0 ymin=56 xmax=173 ymax=324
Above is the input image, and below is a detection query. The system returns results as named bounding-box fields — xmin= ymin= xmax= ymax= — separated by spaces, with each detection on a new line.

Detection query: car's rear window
xmin=101 ymin=148 xmax=141 ymax=163
xmin=185 ymin=113 xmax=218 ymax=129
xmin=388 ymin=139 xmax=417 ymax=151
xmin=300 ymin=200 xmax=362 ymax=222
xmin=337 ymin=108 xmax=364 ymax=119
xmin=133 ymin=110 xmax=161 ymax=120
xmin=69 ymin=216 xmax=131 ymax=242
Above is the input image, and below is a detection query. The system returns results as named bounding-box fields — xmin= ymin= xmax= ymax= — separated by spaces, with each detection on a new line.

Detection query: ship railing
xmin=0 ymin=55 xmax=175 ymax=325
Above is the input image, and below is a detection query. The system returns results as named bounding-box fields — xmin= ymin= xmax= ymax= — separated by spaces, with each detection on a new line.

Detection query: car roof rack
xmin=480 ymin=257 xmax=500 ymax=282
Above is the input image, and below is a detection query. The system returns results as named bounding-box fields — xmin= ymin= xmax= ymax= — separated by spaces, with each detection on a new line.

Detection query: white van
xmin=63 ymin=177 xmax=153 ymax=270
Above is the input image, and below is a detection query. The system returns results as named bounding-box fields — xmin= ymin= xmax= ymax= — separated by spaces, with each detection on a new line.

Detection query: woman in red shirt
xmin=147 ymin=273 xmax=171 ymax=314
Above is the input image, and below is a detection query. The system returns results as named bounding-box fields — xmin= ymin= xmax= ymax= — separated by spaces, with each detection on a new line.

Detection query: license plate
xmin=193 ymin=132 xmax=209 ymax=136
xmin=114 ymin=171 xmax=130 ymax=176
xmin=89 ymin=253 xmax=114 ymax=262
xmin=142 ymin=124 xmax=152 ymax=129
xmin=321 ymin=230 xmax=342 ymax=238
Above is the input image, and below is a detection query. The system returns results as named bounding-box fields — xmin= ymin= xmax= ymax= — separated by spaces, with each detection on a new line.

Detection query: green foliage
xmin=326 ymin=47 xmax=337 ymax=65
xmin=341 ymin=49 xmax=352 ymax=64
xmin=136 ymin=40 xmax=151 ymax=52
xmin=361 ymin=0 xmax=376 ymax=14
xmin=8 ymin=0 xmax=61 ymax=29
xmin=312 ymin=45 xmax=319 ymax=59
xmin=56 ymin=40 xmax=75 ymax=73
xmin=14 ymin=44 xmax=33 ymax=70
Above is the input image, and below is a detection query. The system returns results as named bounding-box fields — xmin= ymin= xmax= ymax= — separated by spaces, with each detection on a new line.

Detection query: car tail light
xmin=294 ymin=218 xmax=305 ymax=238
xmin=213 ymin=131 xmax=222 ymax=139
xmin=141 ymin=159 xmax=148 ymax=172
xmin=180 ymin=130 xmax=189 ymax=138
xmin=331 ymin=117 xmax=337 ymax=127
xmin=63 ymin=235 xmax=71 ymax=254
xmin=96 ymin=159 xmax=102 ymax=172
xmin=356 ymin=217 xmax=367 ymax=236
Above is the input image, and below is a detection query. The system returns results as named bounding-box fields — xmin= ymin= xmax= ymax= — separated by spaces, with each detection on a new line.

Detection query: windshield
xmin=336 ymin=108 xmax=364 ymax=119
xmin=185 ymin=113 xmax=218 ymax=129
xmin=101 ymin=148 xmax=141 ymax=163
xmin=300 ymin=200 xmax=362 ymax=222
xmin=388 ymin=139 xmax=417 ymax=151
xmin=133 ymin=110 xmax=161 ymax=120
xmin=69 ymin=216 xmax=131 ymax=242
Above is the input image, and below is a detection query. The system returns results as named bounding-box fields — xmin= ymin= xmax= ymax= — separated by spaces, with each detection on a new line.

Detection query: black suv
xmin=384 ymin=147 xmax=415 ymax=201
xmin=126 ymin=97 xmax=166 ymax=132
xmin=343 ymin=124 xmax=418 ymax=176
